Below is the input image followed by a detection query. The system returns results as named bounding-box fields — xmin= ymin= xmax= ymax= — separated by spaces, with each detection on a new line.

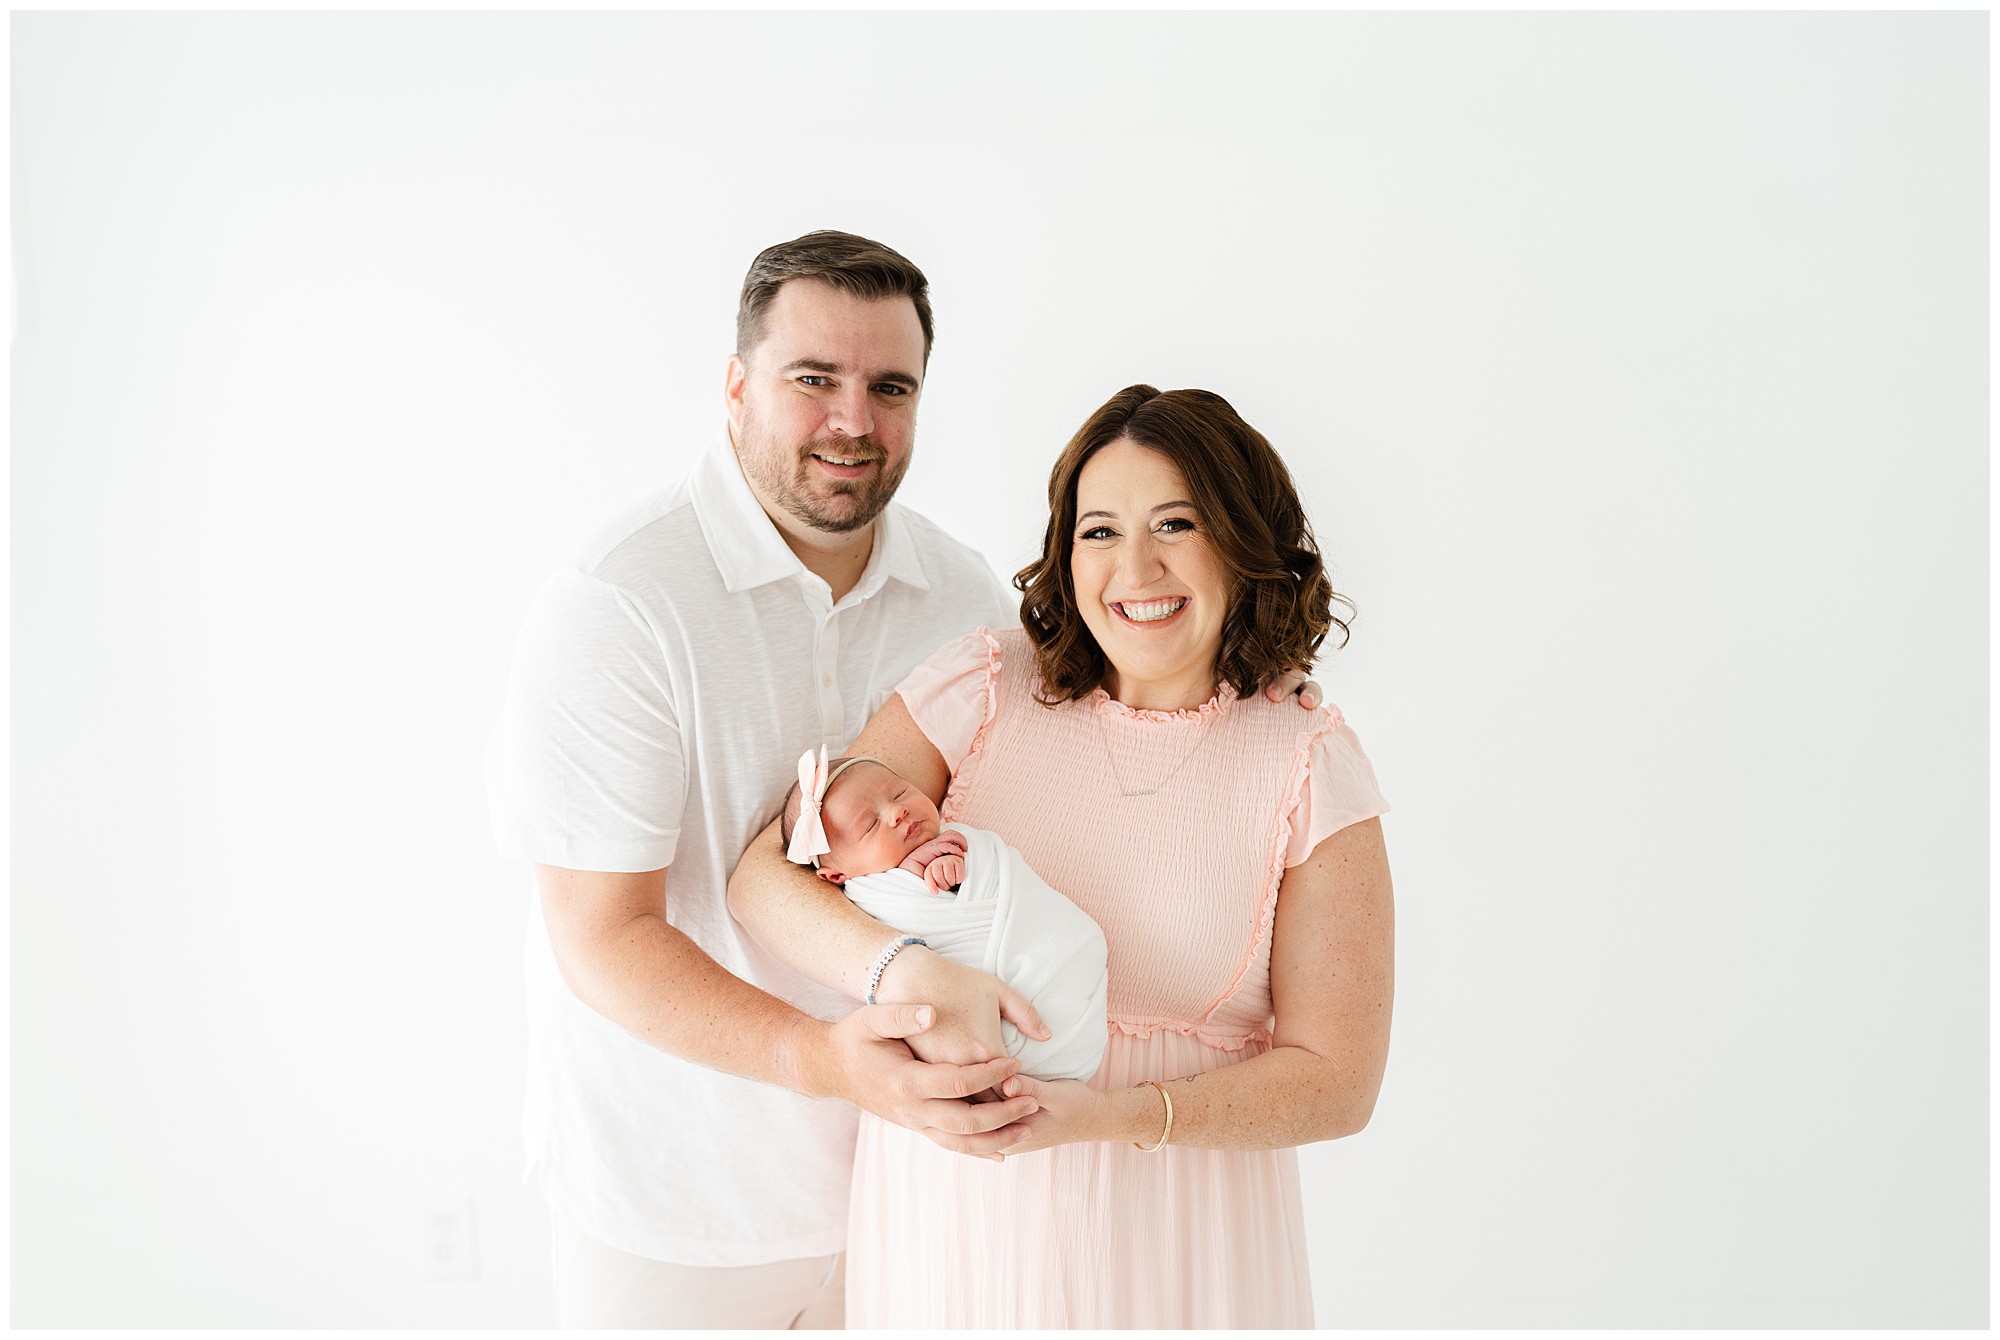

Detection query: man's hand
xmin=796 ymin=1002 xmax=1038 ymax=1160
xmin=1263 ymin=670 xmax=1324 ymax=711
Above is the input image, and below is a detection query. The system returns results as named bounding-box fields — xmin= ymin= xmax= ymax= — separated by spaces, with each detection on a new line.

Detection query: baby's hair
xmin=778 ymin=756 xmax=877 ymax=856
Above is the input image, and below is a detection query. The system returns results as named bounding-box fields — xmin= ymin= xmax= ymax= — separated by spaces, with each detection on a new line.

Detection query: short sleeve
xmin=1283 ymin=714 xmax=1391 ymax=867
xmin=895 ymin=628 xmax=1002 ymax=773
xmin=486 ymin=567 xmax=686 ymax=872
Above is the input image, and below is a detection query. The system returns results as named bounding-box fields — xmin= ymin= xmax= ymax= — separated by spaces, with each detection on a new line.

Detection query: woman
xmin=734 ymin=384 xmax=1394 ymax=1328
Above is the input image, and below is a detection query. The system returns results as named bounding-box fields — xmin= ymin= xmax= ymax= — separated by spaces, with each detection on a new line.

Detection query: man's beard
xmin=737 ymin=412 xmax=910 ymax=535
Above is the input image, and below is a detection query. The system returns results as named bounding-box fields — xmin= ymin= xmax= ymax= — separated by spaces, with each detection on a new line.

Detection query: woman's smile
xmin=1110 ymin=596 xmax=1189 ymax=625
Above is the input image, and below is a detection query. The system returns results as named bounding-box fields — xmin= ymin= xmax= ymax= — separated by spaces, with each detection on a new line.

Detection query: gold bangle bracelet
xmin=1132 ymin=1079 xmax=1174 ymax=1153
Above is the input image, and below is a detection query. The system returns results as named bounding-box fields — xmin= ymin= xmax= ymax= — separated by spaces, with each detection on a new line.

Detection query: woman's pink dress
xmin=846 ymin=628 xmax=1390 ymax=1329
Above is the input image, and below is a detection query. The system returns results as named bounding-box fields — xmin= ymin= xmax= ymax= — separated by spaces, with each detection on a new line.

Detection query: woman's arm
xmin=727 ymin=692 xmax=1050 ymax=1065
xmin=1000 ymin=816 xmax=1394 ymax=1152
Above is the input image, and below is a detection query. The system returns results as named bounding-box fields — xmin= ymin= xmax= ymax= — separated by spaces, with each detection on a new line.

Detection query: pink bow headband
xmin=786 ymin=748 xmax=885 ymax=866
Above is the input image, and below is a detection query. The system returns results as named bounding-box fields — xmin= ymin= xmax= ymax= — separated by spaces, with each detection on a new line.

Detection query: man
xmin=487 ymin=232 xmax=1044 ymax=1328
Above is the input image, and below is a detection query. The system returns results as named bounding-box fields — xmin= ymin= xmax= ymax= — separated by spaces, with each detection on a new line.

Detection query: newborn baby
xmin=781 ymin=750 xmax=1109 ymax=1083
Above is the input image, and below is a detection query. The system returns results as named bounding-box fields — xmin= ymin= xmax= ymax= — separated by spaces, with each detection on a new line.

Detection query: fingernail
xmin=915 ymin=1005 xmax=933 ymax=1028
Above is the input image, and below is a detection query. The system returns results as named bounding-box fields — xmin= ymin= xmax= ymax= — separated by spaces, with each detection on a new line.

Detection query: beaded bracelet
xmin=1133 ymin=1079 xmax=1174 ymax=1153
xmin=865 ymin=935 xmax=928 ymax=1006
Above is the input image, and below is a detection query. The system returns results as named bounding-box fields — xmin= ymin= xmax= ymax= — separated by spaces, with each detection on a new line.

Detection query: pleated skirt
xmin=845 ymin=1029 xmax=1313 ymax=1329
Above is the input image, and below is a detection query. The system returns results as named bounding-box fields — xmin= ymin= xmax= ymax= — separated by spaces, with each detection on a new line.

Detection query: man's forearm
xmin=538 ymin=861 xmax=840 ymax=1090
xmin=552 ymin=902 xmax=836 ymax=1096
xmin=529 ymin=846 xmax=1038 ymax=1147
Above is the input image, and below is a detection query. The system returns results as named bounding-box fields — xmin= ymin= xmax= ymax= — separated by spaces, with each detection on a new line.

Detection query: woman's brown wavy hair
xmin=1013 ymin=385 xmax=1352 ymax=706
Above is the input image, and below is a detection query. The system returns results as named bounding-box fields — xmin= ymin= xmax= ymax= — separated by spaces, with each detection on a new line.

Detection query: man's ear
xmin=724 ymin=354 xmax=749 ymax=432
xmin=815 ymin=866 xmax=845 ymax=886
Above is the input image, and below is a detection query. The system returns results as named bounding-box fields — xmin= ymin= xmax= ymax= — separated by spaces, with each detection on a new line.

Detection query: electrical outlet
xmin=423 ymin=1197 xmax=479 ymax=1282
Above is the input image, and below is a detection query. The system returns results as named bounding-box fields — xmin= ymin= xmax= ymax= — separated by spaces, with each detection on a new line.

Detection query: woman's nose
xmin=1119 ymin=535 xmax=1165 ymax=585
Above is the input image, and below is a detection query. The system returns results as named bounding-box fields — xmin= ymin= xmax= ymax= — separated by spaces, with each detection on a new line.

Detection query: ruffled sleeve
xmin=895 ymin=627 xmax=1003 ymax=772
xmin=1283 ymin=712 xmax=1391 ymax=867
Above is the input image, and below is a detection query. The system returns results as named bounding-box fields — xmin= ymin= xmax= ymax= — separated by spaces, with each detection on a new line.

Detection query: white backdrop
xmin=10 ymin=11 xmax=1986 ymax=1329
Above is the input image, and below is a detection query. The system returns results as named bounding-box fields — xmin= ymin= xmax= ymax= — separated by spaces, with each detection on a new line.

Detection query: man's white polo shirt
xmin=488 ymin=430 xmax=1017 ymax=1265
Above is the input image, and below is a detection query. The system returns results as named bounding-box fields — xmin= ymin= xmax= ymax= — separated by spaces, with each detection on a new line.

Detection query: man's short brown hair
xmin=1013 ymin=385 xmax=1353 ymax=705
xmin=736 ymin=230 xmax=934 ymax=366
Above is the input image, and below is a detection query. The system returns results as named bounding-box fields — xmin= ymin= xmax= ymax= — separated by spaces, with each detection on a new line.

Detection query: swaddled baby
xmin=780 ymin=750 xmax=1108 ymax=1082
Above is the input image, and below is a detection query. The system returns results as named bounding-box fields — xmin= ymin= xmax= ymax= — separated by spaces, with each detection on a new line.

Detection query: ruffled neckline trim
xmin=1087 ymin=681 xmax=1237 ymax=723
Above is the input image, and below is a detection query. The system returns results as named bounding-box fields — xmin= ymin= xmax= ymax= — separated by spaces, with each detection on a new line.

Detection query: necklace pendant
xmin=1095 ymin=705 xmax=1218 ymax=800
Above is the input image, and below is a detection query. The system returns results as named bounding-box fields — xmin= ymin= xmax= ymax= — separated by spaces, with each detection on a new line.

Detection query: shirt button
xmin=822 ymin=673 xmax=832 ymax=687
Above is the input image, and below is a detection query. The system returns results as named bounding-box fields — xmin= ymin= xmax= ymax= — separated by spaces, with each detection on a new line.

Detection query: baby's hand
xmin=908 ymin=828 xmax=968 ymax=892
xmin=924 ymin=853 xmax=965 ymax=894
xmin=899 ymin=831 xmax=966 ymax=875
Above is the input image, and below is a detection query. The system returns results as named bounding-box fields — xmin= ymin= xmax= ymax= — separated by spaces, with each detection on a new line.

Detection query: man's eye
xmin=872 ymin=383 xmax=910 ymax=397
xmin=799 ymin=375 xmax=832 ymax=388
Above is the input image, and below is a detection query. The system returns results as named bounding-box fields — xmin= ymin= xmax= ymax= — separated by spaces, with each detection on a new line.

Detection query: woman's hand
xmin=992 ymin=1074 xmax=1143 ymax=1155
xmin=992 ymin=1075 xmax=1103 ymax=1154
xmin=876 ymin=946 xmax=1050 ymax=1066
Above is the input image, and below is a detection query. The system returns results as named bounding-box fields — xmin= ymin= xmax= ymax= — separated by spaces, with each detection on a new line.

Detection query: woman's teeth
xmin=1115 ymin=598 xmax=1188 ymax=623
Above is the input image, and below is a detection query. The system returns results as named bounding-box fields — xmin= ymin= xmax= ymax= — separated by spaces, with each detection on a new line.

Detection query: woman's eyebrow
xmin=1078 ymin=501 xmax=1195 ymax=522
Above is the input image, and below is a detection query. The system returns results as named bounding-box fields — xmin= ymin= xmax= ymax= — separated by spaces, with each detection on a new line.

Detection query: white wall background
xmin=10 ymin=11 xmax=1986 ymax=1329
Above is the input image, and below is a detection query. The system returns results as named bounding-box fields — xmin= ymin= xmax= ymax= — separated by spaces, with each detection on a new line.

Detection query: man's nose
xmin=826 ymin=386 xmax=874 ymax=440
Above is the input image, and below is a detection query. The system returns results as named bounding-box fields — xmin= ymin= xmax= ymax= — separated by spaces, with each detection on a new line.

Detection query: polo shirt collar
xmin=690 ymin=427 xmax=932 ymax=599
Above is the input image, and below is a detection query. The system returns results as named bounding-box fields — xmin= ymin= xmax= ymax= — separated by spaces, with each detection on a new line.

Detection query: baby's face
xmin=817 ymin=762 xmax=943 ymax=884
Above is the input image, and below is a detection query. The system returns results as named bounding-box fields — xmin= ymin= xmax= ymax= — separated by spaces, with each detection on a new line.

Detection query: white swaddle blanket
xmin=843 ymin=823 xmax=1109 ymax=1082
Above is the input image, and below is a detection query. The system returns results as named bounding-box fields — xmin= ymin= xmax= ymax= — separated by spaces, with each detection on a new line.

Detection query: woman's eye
xmin=1159 ymin=516 xmax=1196 ymax=533
xmin=1078 ymin=526 xmax=1117 ymax=542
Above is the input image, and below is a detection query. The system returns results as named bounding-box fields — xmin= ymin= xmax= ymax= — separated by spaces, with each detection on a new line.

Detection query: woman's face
xmin=1069 ymin=439 xmax=1232 ymax=710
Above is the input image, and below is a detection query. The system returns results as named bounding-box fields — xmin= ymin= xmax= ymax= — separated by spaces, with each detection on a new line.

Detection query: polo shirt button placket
xmin=817 ymin=610 xmax=843 ymax=756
